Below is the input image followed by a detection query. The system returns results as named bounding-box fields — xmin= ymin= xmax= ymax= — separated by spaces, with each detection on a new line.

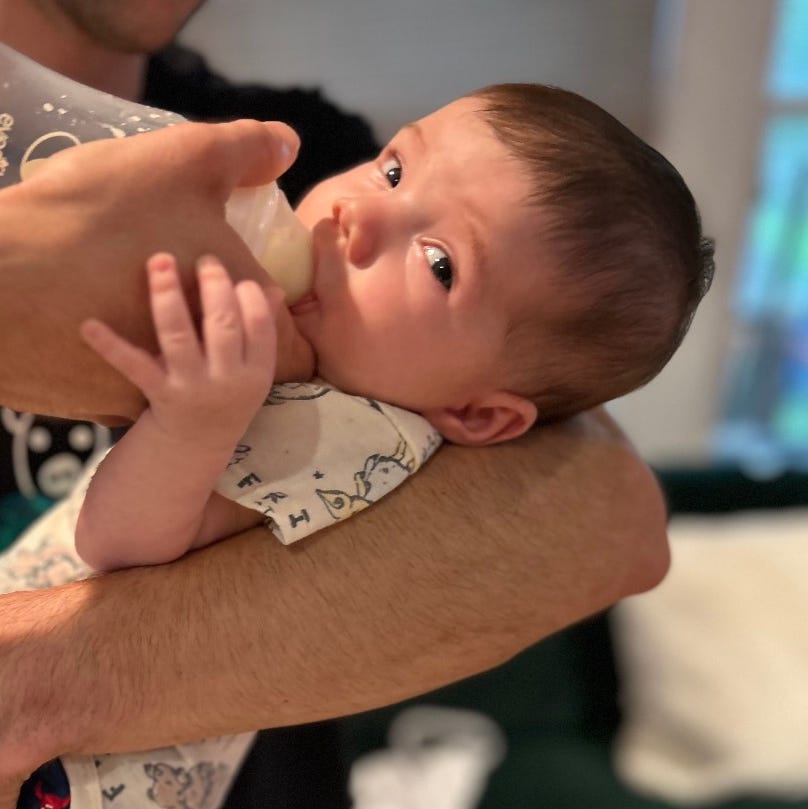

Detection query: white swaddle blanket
xmin=215 ymin=379 xmax=442 ymax=544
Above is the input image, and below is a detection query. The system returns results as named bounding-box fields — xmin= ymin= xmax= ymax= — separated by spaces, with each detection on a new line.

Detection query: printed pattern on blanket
xmin=215 ymin=380 xmax=442 ymax=544
xmin=1 ymin=467 xmax=254 ymax=809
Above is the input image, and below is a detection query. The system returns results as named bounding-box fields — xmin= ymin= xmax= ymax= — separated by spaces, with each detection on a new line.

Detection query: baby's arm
xmin=75 ymin=253 xmax=277 ymax=570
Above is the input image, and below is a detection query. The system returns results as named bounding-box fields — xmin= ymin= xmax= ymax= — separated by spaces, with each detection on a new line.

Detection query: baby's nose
xmin=333 ymin=196 xmax=378 ymax=267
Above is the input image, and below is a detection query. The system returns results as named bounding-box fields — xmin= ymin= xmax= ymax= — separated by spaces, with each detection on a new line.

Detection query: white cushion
xmin=611 ymin=509 xmax=808 ymax=804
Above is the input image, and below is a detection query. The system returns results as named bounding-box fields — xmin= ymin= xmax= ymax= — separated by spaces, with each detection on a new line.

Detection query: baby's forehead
xmin=409 ymin=96 xmax=500 ymax=150
xmin=420 ymin=94 xmax=487 ymax=122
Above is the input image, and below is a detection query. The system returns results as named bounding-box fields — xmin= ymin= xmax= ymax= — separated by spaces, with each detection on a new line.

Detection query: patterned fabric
xmin=0 ymin=411 xmax=111 ymax=550
xmin=17 ymin=760 xmax=70 ymax=809
xmin=215 ymin=380 xmax=441 ymax=544
xmin=0 ymin=467 xmax=254 ymax=809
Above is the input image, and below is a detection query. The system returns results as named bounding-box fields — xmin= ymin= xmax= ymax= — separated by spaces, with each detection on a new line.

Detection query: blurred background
xmin=181 ymin=0 xmax=807 ymax=473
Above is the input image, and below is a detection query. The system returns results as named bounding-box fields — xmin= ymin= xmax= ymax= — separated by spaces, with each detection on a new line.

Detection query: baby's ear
xmin=422 ymin=392 xmax=538 ymax=446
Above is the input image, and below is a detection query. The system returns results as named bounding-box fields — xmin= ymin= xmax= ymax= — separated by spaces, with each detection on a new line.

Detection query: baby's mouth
xmin=290 ymin=216 xmax=344 ymax=315
xmin=289 ymin=289 xmax=318 ymax=314
xmin=288 ymin=222 xmax=325 ymax=315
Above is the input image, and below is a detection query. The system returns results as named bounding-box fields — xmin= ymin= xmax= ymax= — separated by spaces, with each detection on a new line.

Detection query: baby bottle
xmin=0 ymin=43 xmax=312 ymax=303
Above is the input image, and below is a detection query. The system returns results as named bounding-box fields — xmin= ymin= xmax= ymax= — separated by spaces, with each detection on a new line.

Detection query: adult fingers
xmin=33 ymin=119 xmax=299 ymax=209
xmin=152 ymin=119 xmax=300 ymax=201
xmin=212 ymin=119 xmax=300 ymax=190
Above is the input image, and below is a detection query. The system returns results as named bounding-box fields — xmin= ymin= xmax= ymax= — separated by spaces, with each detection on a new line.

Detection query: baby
xmin=75 ymin=82 xmax=714 ymax=570
xmin=11 ymin=80 xmax=713 ymax=809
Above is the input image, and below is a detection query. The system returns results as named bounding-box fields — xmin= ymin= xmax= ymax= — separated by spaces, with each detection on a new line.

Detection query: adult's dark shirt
xmin=2 ymin=48 xmax=378 ymax=806
xmin=146 ymin=44 xmax=380 ymax=205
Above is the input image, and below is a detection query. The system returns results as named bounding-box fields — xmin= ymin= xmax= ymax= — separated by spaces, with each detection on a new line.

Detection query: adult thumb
xmin=152 ymin=119 xmax=301 ymax=200
xmin=215 ymin=119 xmax=301 ymax=190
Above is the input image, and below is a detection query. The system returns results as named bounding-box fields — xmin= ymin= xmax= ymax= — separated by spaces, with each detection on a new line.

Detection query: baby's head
xmin=472 ymin=83 xmax=714 ymax=424
xmin=292 ymin=84 xmax=713 ymax=446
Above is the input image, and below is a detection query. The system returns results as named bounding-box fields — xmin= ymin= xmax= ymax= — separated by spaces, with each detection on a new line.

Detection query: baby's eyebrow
xmin=469 ymin=222 xmax=487 ymax=276
xmin=466 ymin=214 xmax=488 ymax=289
xmin=400 ymin=121 xmax=426 ymax=151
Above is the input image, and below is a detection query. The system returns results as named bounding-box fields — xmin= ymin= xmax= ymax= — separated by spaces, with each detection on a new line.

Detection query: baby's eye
xmin=424 ymin=246 xmax=453 ymax=291
xmin=380 ymin=156 xmax=402 ymax=188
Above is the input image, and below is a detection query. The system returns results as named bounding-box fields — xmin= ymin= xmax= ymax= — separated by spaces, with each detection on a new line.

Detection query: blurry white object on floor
xmin=349 ymin=705 xmax=506 ymax=809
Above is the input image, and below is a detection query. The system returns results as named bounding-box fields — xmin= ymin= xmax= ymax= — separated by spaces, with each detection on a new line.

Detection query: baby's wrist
xmin=138 ymin=407 xmax=240 ymax=459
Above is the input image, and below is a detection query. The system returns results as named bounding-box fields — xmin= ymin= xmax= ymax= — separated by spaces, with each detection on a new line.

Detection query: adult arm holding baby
xmin=0 ymin=120 xmax=669 ymax=796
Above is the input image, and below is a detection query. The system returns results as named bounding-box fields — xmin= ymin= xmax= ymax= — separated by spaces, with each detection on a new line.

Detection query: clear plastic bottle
xmin=0 ymin=43 xmax=312 ymax=302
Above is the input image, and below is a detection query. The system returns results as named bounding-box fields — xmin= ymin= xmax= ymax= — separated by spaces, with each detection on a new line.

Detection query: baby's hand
xmin=80 ymin=253 xmax=278 ymax=450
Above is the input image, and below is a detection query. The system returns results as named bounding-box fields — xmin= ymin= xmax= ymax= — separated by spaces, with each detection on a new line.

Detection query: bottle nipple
xmin=225 ymin=184 xmax=313 ymax=305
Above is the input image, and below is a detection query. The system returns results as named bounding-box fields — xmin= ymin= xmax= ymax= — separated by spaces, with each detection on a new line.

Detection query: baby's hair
xmin=470 ymin=83 xmax=714 ymax=423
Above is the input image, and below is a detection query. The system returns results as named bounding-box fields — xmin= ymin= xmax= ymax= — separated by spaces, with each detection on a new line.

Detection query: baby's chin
xmin=313 ymin=362 xmax=426 ymax=414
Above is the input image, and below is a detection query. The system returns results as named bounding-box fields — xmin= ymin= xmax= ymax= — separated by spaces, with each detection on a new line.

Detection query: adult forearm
xmin=0 ymin=582 xmax=112 ymax=779
xmin=0 ymin=411 xmax=668 ymax=770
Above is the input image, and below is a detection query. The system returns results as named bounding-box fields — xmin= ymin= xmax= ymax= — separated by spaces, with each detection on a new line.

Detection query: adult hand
xmin=0 ymin=119 xmax=315 ymax=424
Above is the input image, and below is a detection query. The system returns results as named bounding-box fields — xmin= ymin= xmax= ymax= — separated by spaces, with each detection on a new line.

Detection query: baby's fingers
xmin=80 ymin=319 xmax=165 ymax=394
xmin=236 ymin=280 xmax=278 ymax=371
xmin=198 ymin=255 xmax=244 ymax=377
xmin=147 ymin=253 xmax=203 ymax=374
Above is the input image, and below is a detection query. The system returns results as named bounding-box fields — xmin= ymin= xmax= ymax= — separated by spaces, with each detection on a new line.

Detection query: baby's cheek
xmin=316 ymin=338 xmax=374 ymax=398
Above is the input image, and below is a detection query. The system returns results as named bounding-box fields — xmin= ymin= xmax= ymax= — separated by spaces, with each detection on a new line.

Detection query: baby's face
xmin=293 ymin=96 xmax=547 ymax=413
